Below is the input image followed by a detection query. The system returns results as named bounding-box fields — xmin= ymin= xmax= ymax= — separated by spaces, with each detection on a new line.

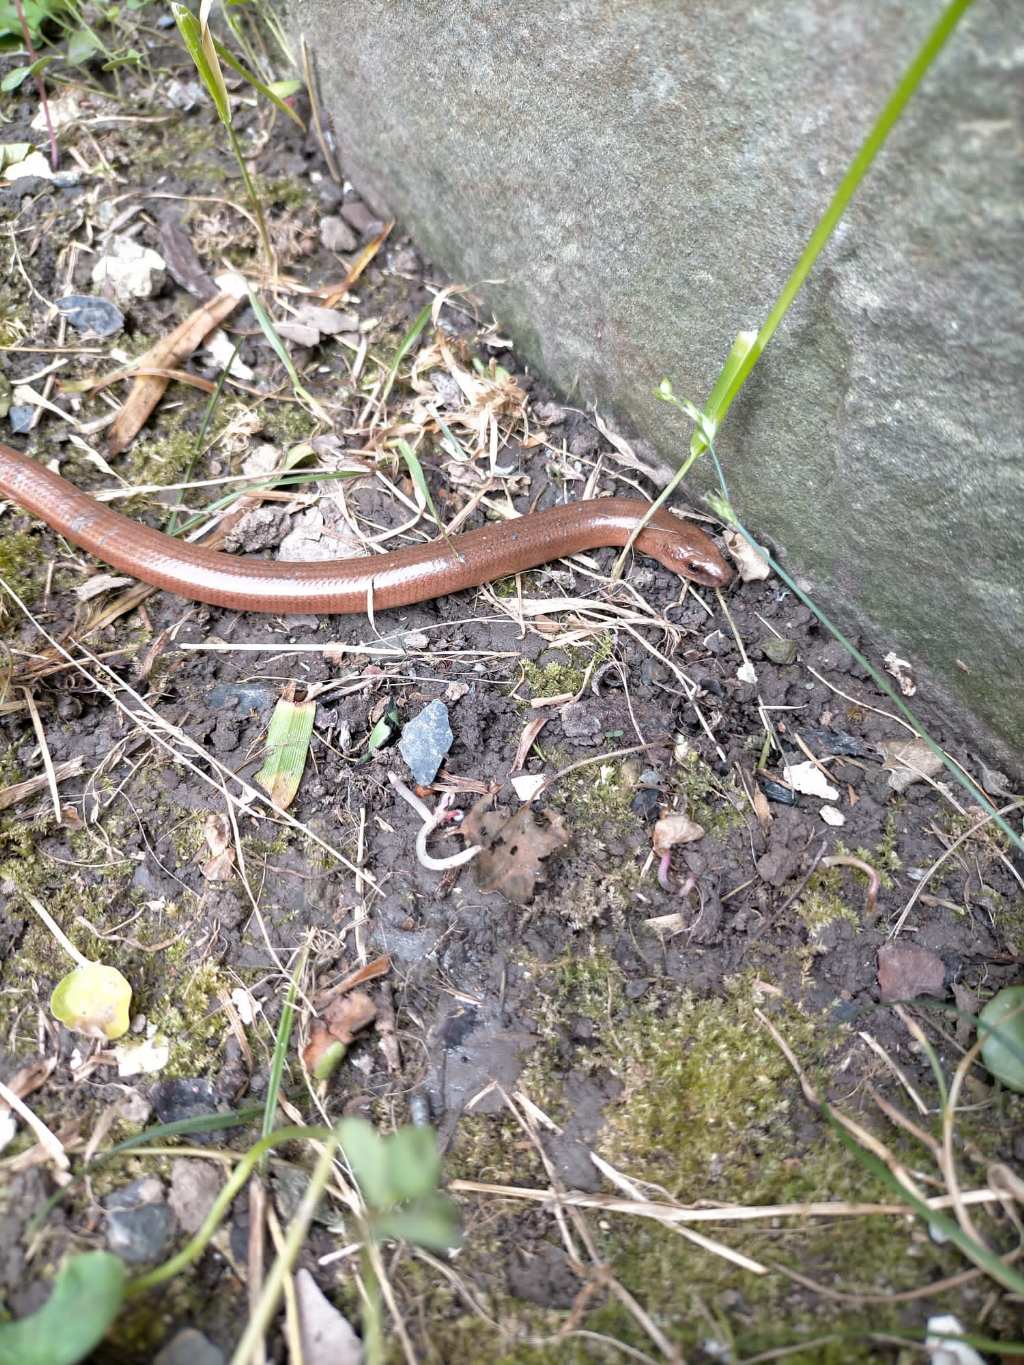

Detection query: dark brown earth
xmin=0 ymin=21 xmax=1022 ymax=1365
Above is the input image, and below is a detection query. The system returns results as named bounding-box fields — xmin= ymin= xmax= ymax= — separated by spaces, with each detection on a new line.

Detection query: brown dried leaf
xmin=464 ymin=798 xmax=570 ymax=904
xmin=301 ymin=1022 xmax=337 ymax=1074
xmin=751 ymin=784 xmax=773 ymax=829
xmin=201 ymin=812 xmax=235 ymax=881
xmin=652 ymin=814 xmax=705 ymax=854
xmin=302 ymin=990 xmax=377 ymax=1072
xmin=322 ymin=990 xmax=377 ymax=1046
xmin=0 ymin=1057 xmax=55 ymax=1109
xmin=107 ymin=287 xmax=243 ymax=453
xmin=723 ymin=529 xmax=771 ymax=582
xmin=877 ymin=944 xmax=946 ymax=1003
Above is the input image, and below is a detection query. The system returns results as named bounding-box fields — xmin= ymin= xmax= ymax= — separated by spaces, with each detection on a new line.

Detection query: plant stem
xmin=227 ymin=122 xmax=274 ymax=273
xmin=23 ymin=893 xmax=89 ymax=967
xmin=126 ymin=1125 xmax=329 ymax=1296
xmin=360 ymin=1242 xmax=384 ymax=1365
xmin=12 ymin=0 xmax=58 ymax=169
xmin=229 ymin=1128 xmax=343 ymax=1365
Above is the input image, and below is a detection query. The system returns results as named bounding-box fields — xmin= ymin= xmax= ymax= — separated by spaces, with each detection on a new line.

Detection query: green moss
xmin=149 ymin=959 xmax=228 ymax=1078
xmin=0 ymin=529 xmax=44 ymax=606
xmin=419 ymin=961 xmax=989 ymax=1360
xmin=521 ymin=638 xmax=613 ymax=702
xmin=260 ymin=401 xmax=315 ymax=447
xmin=794 ymin=868 xmax=860 ymax=934
xmin=672 ymin=748 xmax=743 ymax=836
xmin=255 ymin=174 xmax=315 ymax=211
xmin=989 ymin=890 xmax=1024 ymax=955
xmin=120 ymin=427 xmax=200 ymax=492
xmin=549 ymin=754 xmax=636 ymax=836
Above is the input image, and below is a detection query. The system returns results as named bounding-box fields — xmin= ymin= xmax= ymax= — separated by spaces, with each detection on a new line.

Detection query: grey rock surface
xmin=399 ymin=699 xmax=453 ymax=785
xmin=104 ymin=1176 xmax=174 ymax=1264
xmin=154 ymin=1329 xmax=226 ymax=1365
xmin=292 ymin=0 xmax=1022 ymax=768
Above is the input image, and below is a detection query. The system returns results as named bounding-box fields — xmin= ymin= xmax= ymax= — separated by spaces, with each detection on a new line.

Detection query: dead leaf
xmin=107 ymin=282 xmax=245 ymax=453
xmin=724 ymin=529 xmax=771 ymax=581
xmin=0 ymin=1058 xmax=55 ymax=1110
xmin=462 ymin=798 xmax=570 ymax=904
xmin=878 ymin=738 xmax=944 ymax=792
xmin=652 ymin=814 xmax=705 ymax=854
xmin=302 ymin=991 xmax=377 ymax=1072
xmin=201 ymin=813 xmax=235 ymax=882
xmin=877 ymin=944 xmax=946 ymax=1002
xmin=883 ymin=652 xmax=917 ymax=697
xmin=323 ymin=992 xmax=377 ymax=1043
xmin=751 ymin=784 xmax=772 ymax=829
xmin=319 ymin=220 xmax=394 ymax=307
xmin=74 ymin=573 xmax=134 ymax=602
xmin=316 ymin=955 xmax=392 ymax=1008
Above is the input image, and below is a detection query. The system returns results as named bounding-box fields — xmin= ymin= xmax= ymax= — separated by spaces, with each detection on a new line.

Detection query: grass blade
xmin=692 ymin=0 xmax=975 ymax=454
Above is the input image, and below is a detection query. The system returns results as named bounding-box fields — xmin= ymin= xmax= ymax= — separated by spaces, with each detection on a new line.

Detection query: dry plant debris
xmin=461 ymin=796 xmax=571 ymax=904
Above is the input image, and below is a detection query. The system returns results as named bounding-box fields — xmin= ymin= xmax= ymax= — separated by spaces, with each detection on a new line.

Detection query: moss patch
xmin=429 ymin=957 xmax=988 ymax=1361
xmin=0 ymin=530 xmax=44 ymax=610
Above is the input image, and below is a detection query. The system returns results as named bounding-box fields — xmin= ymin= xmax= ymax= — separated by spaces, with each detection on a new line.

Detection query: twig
xmin=0 ymin=1079 xmax=69 ymax=1174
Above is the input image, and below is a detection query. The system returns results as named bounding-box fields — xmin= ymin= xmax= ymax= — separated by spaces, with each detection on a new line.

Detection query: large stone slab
xmin=292 ymin=0 xmax=1023 ymax=769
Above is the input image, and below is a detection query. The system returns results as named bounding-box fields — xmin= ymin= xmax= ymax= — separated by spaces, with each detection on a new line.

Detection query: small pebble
xmin=320 ymin=214 xmax=358 ymax=252
xmin=154 ymin=1329 xmax=225 ymax=1365
xmin=398 ymin=699 xmax=453 ymax=785
xmin=105 ymin=1177 xmax=173 ymax=1264
xmin=759 ymin=636 xmax=798 ymax=665
xmin=56 ymin=293 xmax=125 ymax=338
xmin=558 ymin=702 xmax=602 ymax=742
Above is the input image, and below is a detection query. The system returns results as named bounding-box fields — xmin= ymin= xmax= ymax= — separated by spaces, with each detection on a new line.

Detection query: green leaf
xmin=978 ymin=986 xmax=1024 ymax=1092
xmin=1 ymin=55 xmax=56 ymax=90
xmin=373 ymin=1192 xmax=461 ymax=1252
xmin=212 ymin=35 xmax=304 ymax=128
xmin=0 ymin=0 xmax=66 ymax=43
xmin=379 ymin=303 xmax=432 ymax=407
xmin=691 ymin=328 xmax=757 ymax=455
xmin=0 ymin=142 xmax=33 ymax=172
xmin=171 ymin=2 xmax=230 ymax=125
xmin=0 ymin=1251 xmax=126 ymax=1365
xmin=254 ymin=693 xmax=315 ymax=811
xmin=51 ymin=962 xmax=132 ymax=1040
xmin=337 ymin=1116 xmax=392 ymax=1209
xmin=65 ymin=26 xmax=100 ymax=65
xmin=245 ymin=286 xmax=329 ymax=420
xmin=395 ymin=437 xmax=445 ymax=536
xmin=384 ymin=1124 xmax=441 ymax=1202
xmin=356 ymin=700 xmax=400 ymax=765
xmin=269 ymin=78 xmax=302 ymax=100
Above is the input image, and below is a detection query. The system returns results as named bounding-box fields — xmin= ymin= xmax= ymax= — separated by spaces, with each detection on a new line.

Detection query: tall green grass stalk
xmin=689 ymin=0 xmax=976 ymax=460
